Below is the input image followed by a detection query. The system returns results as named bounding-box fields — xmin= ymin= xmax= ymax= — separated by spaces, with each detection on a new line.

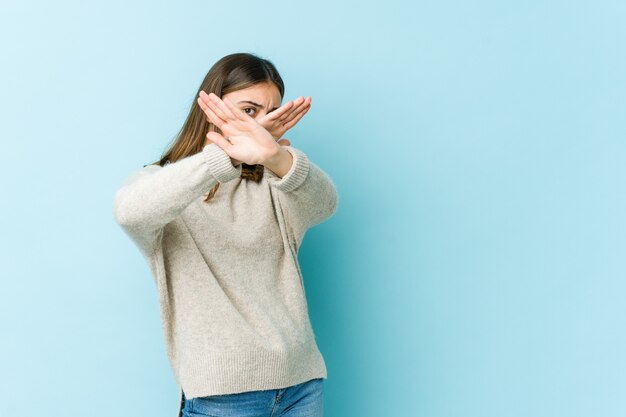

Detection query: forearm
xmin=113 ymin=143 xmax=241 ymax=233
xmin=263 ymin=146 xmax=293 ymax=178
xmin=266 ymin=146 xmax=338 ymax=247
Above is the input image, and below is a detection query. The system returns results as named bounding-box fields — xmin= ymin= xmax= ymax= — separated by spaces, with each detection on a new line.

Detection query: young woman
xmin=112 ymin=52 xmax=338 ymax=417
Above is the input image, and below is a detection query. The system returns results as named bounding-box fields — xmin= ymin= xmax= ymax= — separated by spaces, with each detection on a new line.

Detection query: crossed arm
xmin=113 ymin=90 xmax=337 ymax=256
xmin=197 ymin=91 xmax=338 ymax=240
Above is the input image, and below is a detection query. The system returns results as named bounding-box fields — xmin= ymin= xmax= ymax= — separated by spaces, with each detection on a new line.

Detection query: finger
xmin=206 ymin=131 xmax=233 ymax=151
xmin=198 ymin=91 xmax=221 ymax=118
xmin=282 ymin=100 xmax=310 ymax=126
xmin=274 ymin=97 xmax=304 ymax=123
xmin=264 ymin=100 xmax=295 ymax=122
xmin=277 ymin=138 xmax=291 ymax=146
xmin=197 ymin=97 xmax=224 ymax=127
xmin=198 ymin=90 xmax=212 ymax=105
xmin=283 ymin=105 xmax=310 ymax=130
xmin=205 ymin=95 xmax=231 ymax=122
xmin=197 ymin=95 xmax=215 ymax=118
xmin=223 ymin=97 xmax=251 ymax=121
xmin=197 ymin=97 xmax=226 ymax=128
xmin=281 ymin=97 xmax=310 ymax=124
xmin=200 ymin=92 xmax=231 ymax=122
xmin=207 ymin=92 xmax=239 ymax=121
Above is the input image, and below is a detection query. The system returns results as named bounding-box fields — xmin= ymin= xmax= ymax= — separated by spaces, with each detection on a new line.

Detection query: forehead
xmin=226 ymin=83 xmax=282 ymax=106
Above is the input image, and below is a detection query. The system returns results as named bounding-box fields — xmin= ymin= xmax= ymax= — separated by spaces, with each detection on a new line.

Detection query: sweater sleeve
xmin=266 ymin=146 xmax=338 ymax=248
xmin=112 ymin=143 xmax=242 ymax=258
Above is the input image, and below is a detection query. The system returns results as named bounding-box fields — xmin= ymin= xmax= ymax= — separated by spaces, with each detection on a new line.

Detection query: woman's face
xmin=222 ymin=82 xmax=282 ymax=120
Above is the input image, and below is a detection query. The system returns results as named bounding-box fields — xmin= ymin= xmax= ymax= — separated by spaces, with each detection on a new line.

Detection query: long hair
xmin=147 ymin=52 xmax=285 ymax=202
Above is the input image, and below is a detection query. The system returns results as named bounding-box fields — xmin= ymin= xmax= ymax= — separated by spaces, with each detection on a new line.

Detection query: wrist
xmin=263 ymin=146 xmax=293 ymax=178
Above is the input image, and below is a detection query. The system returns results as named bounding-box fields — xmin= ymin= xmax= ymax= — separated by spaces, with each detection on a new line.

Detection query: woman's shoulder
xmin=142 ymin=160 xmax=168 ymax=170
xmin=117 ymin=162 xmax=163 ymax=189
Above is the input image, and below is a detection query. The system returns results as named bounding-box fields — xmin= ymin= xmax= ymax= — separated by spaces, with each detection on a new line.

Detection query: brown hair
xmin=147 ymin=52 xmax=285 ymax=202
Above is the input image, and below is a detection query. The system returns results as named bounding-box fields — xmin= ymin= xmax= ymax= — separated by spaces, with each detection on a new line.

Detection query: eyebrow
xmin=237 ymin=100 xmax=279 ymax=112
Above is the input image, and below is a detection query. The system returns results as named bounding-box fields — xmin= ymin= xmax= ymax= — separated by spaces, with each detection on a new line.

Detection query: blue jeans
xmin=180 ymin=378 xmax=324 ymax=417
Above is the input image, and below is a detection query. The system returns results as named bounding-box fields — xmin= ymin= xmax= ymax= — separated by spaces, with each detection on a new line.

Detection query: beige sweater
xmin=112 ymin=143 xmax=338 ymax=416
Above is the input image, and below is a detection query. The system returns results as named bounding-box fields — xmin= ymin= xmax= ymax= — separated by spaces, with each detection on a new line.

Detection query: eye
xmin=243 ymin=107 xmax=256 ymax=116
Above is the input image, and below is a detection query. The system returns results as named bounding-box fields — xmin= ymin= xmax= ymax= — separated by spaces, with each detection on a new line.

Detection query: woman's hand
xmin=197 ymin=91 xmax=282 ymax=166
xmin=258 ymin=96 xmax=311 ymax=140
xmin=204 ymin=136 xmax=291 ymax=167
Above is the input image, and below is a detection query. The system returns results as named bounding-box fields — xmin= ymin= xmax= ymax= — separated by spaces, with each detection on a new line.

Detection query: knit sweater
xmin=111 ymin=142 xmax=338 ymax=416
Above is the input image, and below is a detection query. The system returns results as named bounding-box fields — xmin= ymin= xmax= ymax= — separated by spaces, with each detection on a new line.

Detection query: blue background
xmin=1 ymin=1 xmax=624 ymax=416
